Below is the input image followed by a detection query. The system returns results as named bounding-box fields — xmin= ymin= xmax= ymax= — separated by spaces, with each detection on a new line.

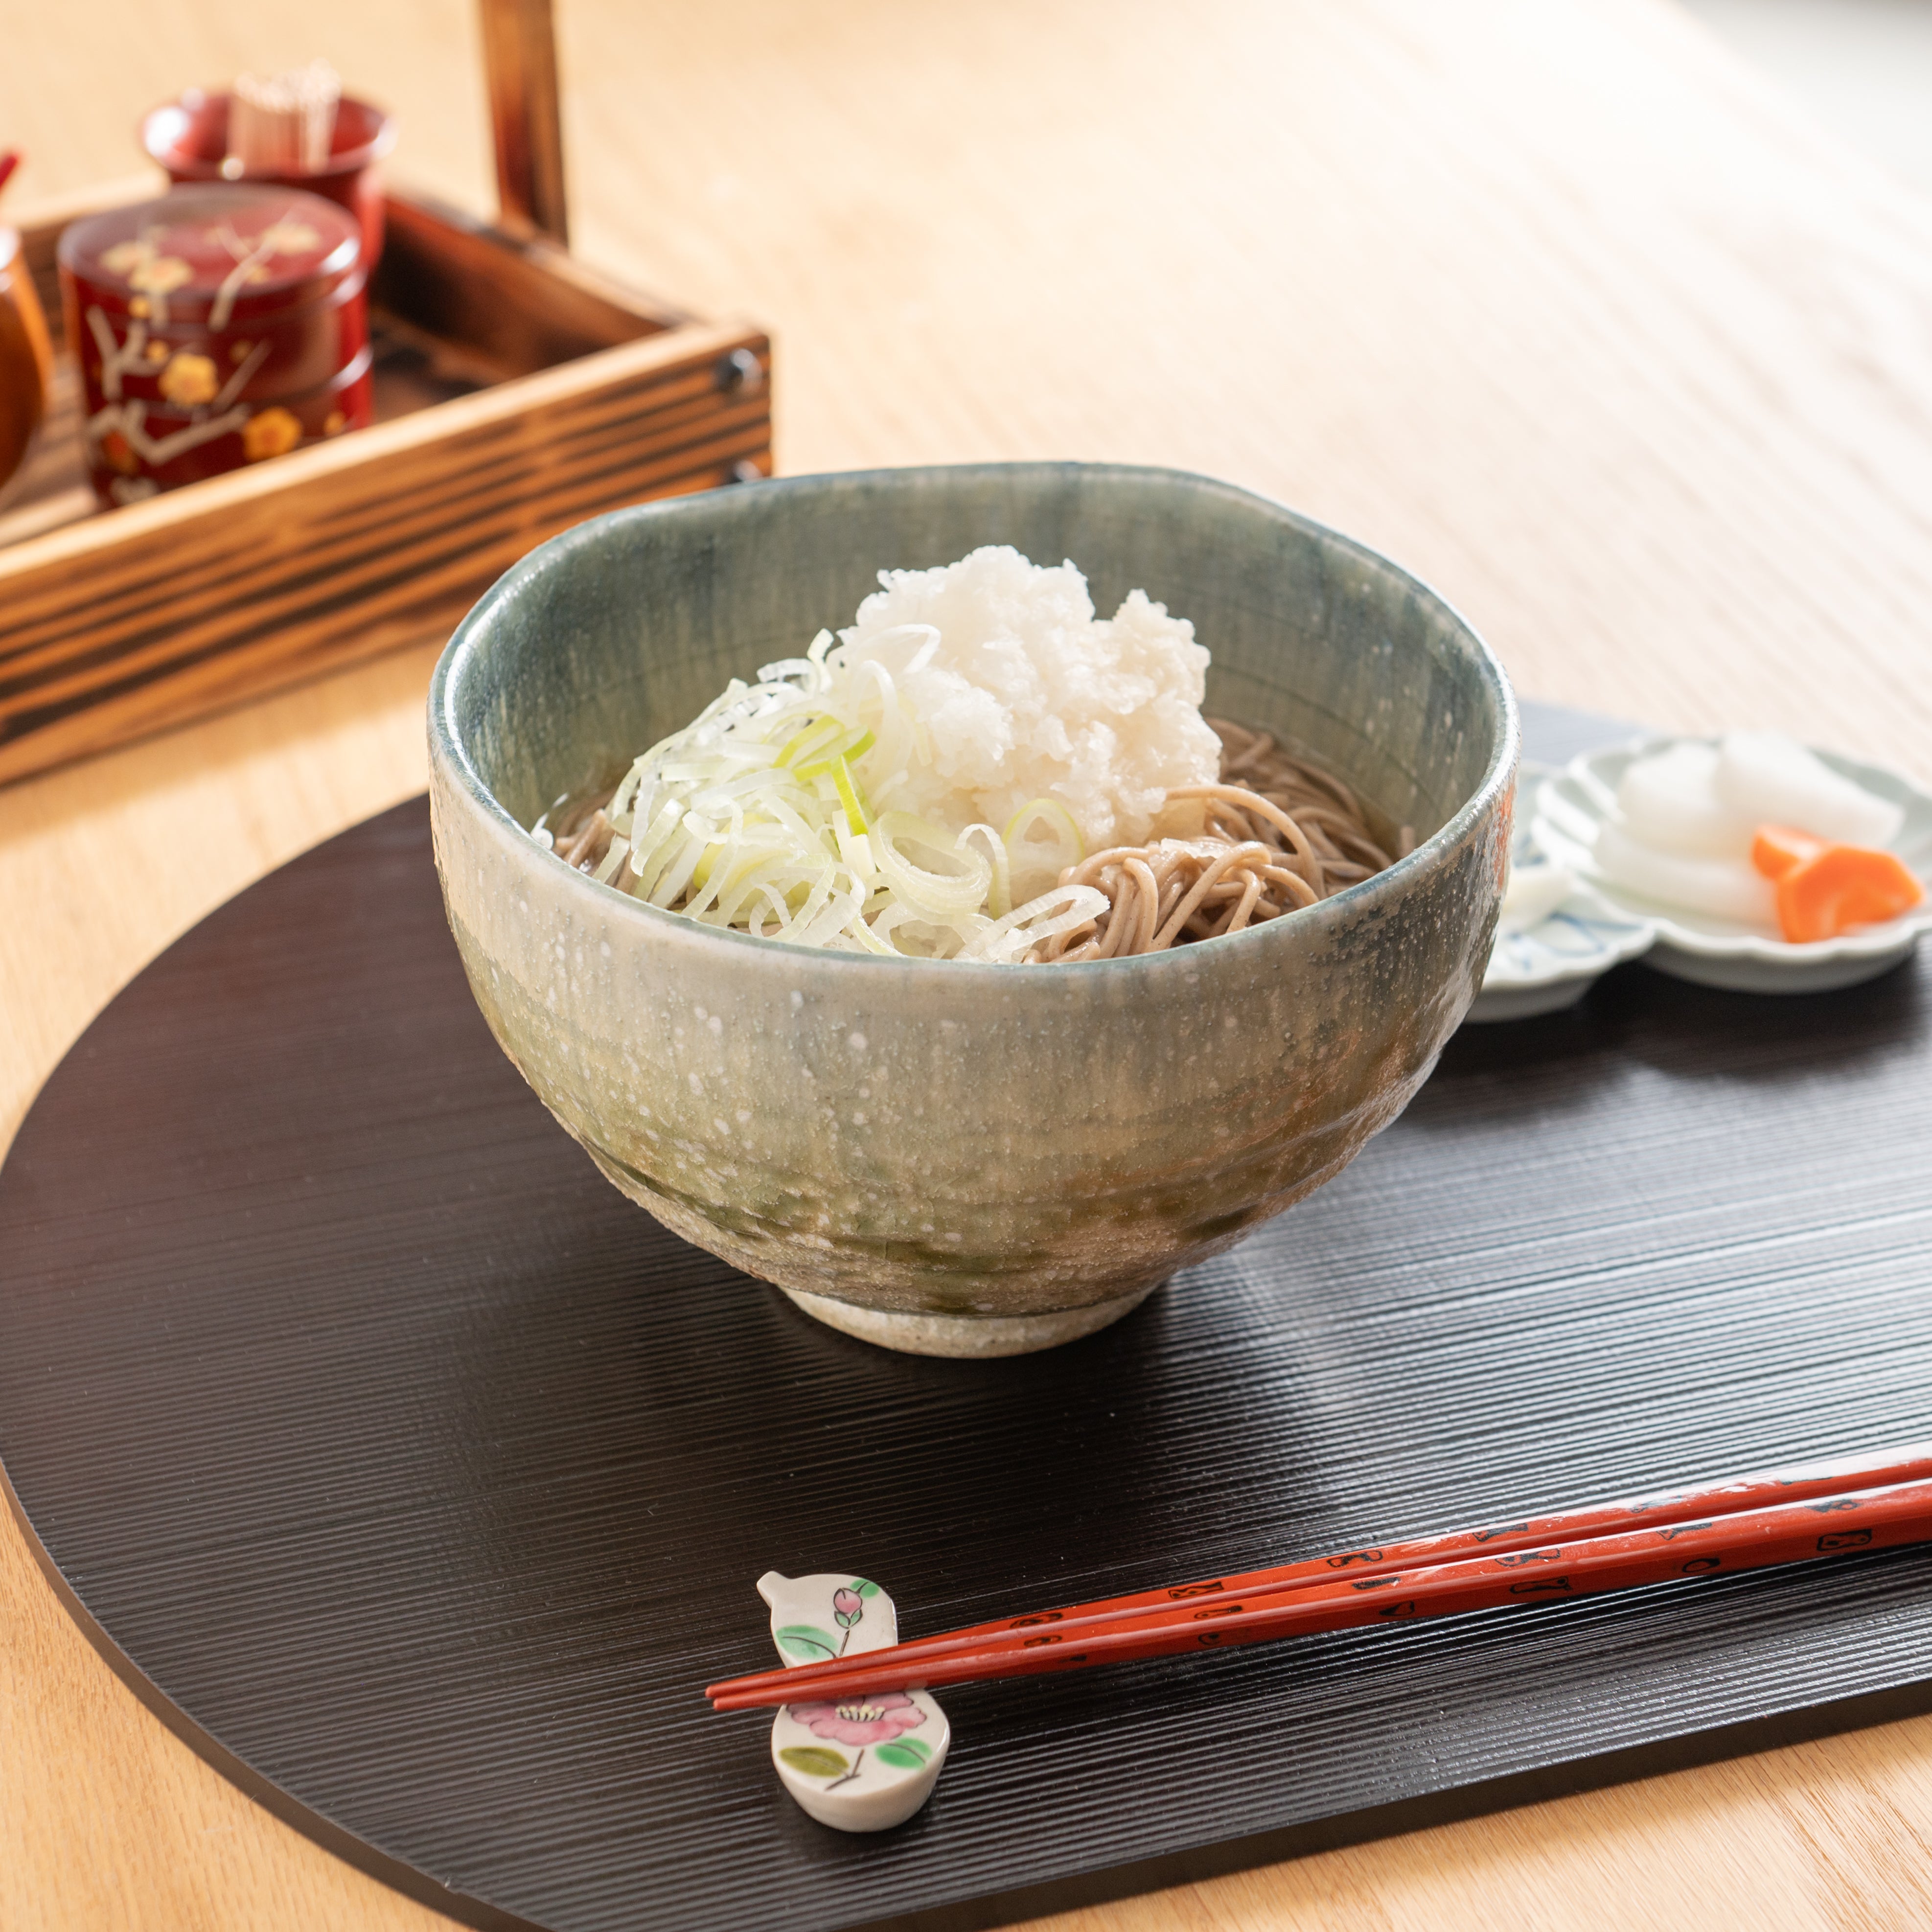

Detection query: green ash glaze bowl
xmin=428 ymin=463 xmax=1517 ymax=1356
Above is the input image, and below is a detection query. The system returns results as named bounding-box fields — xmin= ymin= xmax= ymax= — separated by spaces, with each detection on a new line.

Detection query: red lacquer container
xmin=142 ymin=90 xmax=395 ymax=270
xmin=59 ymin=185 xmax=372 ymax=507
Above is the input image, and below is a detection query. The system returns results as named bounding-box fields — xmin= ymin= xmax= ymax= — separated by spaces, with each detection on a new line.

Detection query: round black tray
xmin=4 ymin=702 xmax=1932 ymax=1932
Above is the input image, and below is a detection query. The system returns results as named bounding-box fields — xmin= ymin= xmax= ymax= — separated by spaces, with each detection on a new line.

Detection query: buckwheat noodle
xmin=544 ymin=718 xmax=1412 ymax=963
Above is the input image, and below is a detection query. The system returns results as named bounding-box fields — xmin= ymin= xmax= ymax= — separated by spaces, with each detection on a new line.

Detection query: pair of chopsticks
xmin=706 ymin=1443 xmax=1932 ymax=1712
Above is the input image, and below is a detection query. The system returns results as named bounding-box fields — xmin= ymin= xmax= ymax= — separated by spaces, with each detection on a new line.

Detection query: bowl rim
xmin=428 ymin=460 xmax=1520 ymax=977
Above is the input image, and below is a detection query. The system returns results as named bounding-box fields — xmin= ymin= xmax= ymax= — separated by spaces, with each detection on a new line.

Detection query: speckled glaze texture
xmin=428 ymin=464 xmax=1517 ymax=1353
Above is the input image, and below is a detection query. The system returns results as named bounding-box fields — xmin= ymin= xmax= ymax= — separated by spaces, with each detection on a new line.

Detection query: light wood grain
xmin=3 ymin=0 xmax=1932 ymax=1927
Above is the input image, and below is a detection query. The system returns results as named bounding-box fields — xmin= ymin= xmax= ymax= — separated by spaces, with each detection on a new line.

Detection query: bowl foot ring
xmin=778 ymin=1279 xmax=1164 ymax=1357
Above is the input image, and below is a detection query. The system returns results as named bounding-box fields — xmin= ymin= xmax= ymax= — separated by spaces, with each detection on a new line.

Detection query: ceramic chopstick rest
xmin=757 ymin=1571 xmax=949 ymax=1831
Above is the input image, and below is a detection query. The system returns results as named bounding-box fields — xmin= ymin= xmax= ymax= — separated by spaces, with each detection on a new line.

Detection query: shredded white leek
xmin=537 ymin=623 xmax=1108 ymax=960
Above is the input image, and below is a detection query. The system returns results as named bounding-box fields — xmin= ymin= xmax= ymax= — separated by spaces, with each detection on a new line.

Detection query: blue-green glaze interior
xmin=450 ymin=464 xmax=1499 ymax=858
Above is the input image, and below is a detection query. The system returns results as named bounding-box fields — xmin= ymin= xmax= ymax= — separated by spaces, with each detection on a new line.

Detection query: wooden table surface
xmin=5 ymin=1 xmax=1932 ymax=1926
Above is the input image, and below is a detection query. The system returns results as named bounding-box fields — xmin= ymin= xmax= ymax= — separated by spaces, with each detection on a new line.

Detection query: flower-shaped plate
xmin=1533 ymin=738 xmax=1932 ymax=993
xmin=1467 ymin=763 xmax=1656 ymax=1022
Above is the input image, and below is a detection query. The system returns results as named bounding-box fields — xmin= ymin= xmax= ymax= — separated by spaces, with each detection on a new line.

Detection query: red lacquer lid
xmin=58 ymin=185 xmax=360 ymax=331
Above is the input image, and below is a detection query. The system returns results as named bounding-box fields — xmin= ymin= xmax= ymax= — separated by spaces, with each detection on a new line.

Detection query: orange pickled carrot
xmin=1751 ymin=824 xmax=1829 ymax=882
xmin=1749 ymin=824 xmax=1923 ymax=943
xmin=1770 ymin=841 xmax=1924 ymax=943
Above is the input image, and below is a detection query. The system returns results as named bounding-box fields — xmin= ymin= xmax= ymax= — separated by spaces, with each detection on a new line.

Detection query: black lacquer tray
xmin=4 ymin=703 xmax=1932 ymax=1932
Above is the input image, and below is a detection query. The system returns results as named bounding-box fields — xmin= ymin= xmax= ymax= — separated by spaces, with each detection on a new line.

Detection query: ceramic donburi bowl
xmin=429 ymin=463 xmax=1517 ymax=1356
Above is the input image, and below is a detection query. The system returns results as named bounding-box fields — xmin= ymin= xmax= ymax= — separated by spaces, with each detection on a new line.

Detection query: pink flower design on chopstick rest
xmin=784 ymin=1692 xmax=927 ymax=1748
xmin=760 ymin=1571 xmax=948 ymax=1830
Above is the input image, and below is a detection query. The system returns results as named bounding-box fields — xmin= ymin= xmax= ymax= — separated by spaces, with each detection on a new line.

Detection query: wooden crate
xmin=0 ymin=183 xmax=772 ymax=786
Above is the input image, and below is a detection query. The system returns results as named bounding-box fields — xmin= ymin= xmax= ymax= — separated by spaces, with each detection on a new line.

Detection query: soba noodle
xmin=542 ymin=717 xmax=1411 ymax=963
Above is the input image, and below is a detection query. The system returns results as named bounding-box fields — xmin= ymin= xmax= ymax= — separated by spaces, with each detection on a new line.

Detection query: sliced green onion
xmin=795 ymin=728 xmax=877 ymax=782
xmin=832 ymin=757 xmax=871 ymax=836
xmin=538 ymin=619 xmax=1134 ymax=957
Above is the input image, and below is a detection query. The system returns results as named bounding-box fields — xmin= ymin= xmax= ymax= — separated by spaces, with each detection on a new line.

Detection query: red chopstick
xmin=711 ymin=1476 xmax=1932 ymax=1709
xmin=712 ymin=1477 xmax=1932 ymax=1708
xmin=0 ymin=154 xmax=20 ymax=200
xmin=707 ymin=1440 xmax=1932 ymax=1708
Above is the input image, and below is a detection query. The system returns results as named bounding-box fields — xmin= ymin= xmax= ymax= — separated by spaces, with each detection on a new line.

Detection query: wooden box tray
xmin=0 ymin=184 xmax=771 ymax=786
xmin=4 ymin=702 xmax=1931 ymax=1932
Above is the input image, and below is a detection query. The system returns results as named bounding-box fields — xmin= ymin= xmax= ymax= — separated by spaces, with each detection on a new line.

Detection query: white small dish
xmin=1533 ymin=739 xmax=1932 ymax=994
xmin=759 ymin=1570 xmax=949 ymax=1832
xmin=1468 ymin=763 xmax=1657 ymax=1021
